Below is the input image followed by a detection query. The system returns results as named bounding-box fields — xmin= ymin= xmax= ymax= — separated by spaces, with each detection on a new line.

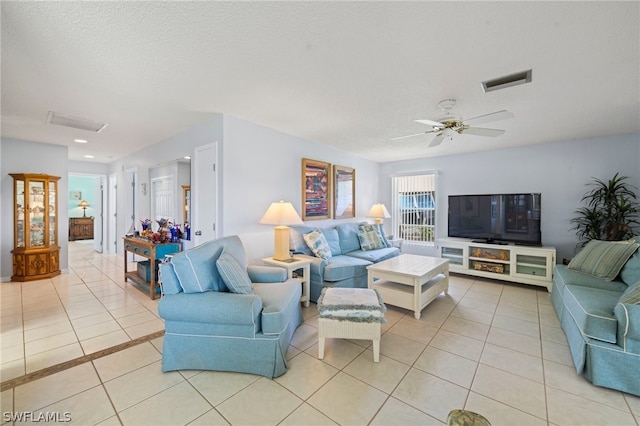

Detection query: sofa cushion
xmin=170 ymin=239 xmax=226 ymax=293
xmin=289 ymin=225 xmax=315 ymax=255
xmin=357 ymin=223 xmax=385 ymax=251
xmin=563 ymin=284 xmax=621 ymax=343
xmin=321 ymin=227 xmax=342 ymax=256
xmin=345 ymin=247 xmax=400 ymax=263
xmin=375 ymin=223 xmax=392 ymax=248
xmin=336 ymin=223 xmax=362 ymax=254
xmin=323 ymin=255 xmax=372 ymax=282
xmin=303 ymin=229 xmax=333 ymax=259
xmin=620 ymin=237 xmax=640 ymax=286
xmin=553 ymin=265 xmax=629 ymax=294
xmin=568 ymin=239 xmax=640 ymax=281
xmin=217 ymin=248 xmax=253 ymax=294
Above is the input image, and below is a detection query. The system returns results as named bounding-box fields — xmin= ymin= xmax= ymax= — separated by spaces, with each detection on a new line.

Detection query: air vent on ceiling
xmin=46 ymin=111 xmax=108 ymax=133
xmin=481 ymin=69 xmax=532 ymax=93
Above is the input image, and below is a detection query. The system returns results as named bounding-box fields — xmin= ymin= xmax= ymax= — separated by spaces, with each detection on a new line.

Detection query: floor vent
xmin=481 ymin=69 xmax=532 ymax=93
xmin=46 ymin=111 xmax=108 ymax=132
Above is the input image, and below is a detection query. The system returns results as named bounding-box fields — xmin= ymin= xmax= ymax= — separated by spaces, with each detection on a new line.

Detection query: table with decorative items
xmin=123 ymin=237 xmax=181 ymax=299
xmin=262 ymin=257 xmax=311 ymax=307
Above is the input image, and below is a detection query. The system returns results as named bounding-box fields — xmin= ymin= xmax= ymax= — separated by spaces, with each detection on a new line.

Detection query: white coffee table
xmin=367 ymin=254 xmax=449 ymax=319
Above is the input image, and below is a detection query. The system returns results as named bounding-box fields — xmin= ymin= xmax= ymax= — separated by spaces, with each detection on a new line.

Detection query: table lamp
xmin=78 ymin=200 xmax=90 ymax=217
xmin=367 ymin=203 xmax=391 ymax=224
xmin=259 ymin=200 xmax=304 ymax=261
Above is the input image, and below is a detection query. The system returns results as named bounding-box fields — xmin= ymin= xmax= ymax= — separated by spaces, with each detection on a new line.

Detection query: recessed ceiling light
xmin=74 ymin=139 xmax=88 ymax=144
xmin=184 ymin=156 xmax=191 ymax=160
xmin=84 ymin=155 xmax=94 ymax=159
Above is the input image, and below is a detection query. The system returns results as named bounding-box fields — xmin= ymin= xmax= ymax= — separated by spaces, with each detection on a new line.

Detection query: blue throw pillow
xmin=216 ymin=248 xmax=253 ymax=294
xmin=170 ymin=241 xmax=222 ymax=293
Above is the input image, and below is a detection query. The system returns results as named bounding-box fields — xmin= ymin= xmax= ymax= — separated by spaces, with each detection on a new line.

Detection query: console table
xmin=123 ymin=237 xmax=181 ymax=299
xmin=437 ymin=237 xmax=556 ymax=291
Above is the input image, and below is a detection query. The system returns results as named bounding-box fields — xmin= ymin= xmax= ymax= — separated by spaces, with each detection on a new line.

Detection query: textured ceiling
xmin=1 ymin=1 xmax=639 ymax=163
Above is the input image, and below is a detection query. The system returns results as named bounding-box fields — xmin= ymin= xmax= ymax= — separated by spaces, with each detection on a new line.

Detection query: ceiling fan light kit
xmin=391 ymin=99 xmax=514 ymax=148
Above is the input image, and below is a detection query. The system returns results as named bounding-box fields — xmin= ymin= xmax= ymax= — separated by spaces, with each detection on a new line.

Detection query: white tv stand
xmin=437 ymin=238 xmax=556 ymax=291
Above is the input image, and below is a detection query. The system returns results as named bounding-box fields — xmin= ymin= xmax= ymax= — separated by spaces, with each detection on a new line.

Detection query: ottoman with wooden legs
xmin=317 ymin=287 xmax=386 ymax=362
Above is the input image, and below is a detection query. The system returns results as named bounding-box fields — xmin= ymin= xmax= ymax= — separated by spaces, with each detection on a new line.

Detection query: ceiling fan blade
xmin=460 ymin=127 xmax=505 ymax=137
xmin=414 ymin=119 xmax=444 ymax=127
xmin=428 ymin=133 xmax=446 ymax=147
xmin=464 ymin=110 xmax=514 ymax=126
xmin=388 ymin=132 xmax=427 ymax=141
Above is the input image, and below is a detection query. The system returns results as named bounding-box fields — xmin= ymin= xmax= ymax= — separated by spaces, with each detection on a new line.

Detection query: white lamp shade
xmin=367 ymin=203 xmax=391 ymax=219
xmin=259 ymin=200 xmax=304 ymax=225
xmin=260 ymin=200 xmax=303 ymax=261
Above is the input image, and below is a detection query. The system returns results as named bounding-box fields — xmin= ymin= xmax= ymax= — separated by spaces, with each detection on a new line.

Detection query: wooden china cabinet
xmin=10 ymin=173 xmax=61 ymax=281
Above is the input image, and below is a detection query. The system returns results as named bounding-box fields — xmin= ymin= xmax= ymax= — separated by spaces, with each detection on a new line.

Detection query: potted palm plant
xmin=570 ymin=173 xmax=640 ymax=247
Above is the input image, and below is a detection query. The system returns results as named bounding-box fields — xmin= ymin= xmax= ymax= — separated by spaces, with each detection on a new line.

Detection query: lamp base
xmin=273 ymin=226 xmax=292 ymax=261
xmin=374 ymin=218 xmax=383 ymax=224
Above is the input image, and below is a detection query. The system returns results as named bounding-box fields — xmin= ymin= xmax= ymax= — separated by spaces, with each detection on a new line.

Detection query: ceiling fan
xmin=390 ymin=99 xmax=514 ymax=148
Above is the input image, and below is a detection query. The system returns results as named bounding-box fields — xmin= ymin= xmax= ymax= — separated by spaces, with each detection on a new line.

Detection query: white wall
xmin=1 ymin=138 xmax=69 ymax=279
xmin=379 ymin=133 xmax=640 ymax=262
xmin=221 ymin=115 xmax=381 ymax=261
xmin=108 ymin=115 xmax=224 ymax=255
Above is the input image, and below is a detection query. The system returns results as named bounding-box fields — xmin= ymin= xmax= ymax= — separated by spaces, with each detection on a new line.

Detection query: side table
xmin=262 ymin=257 xmax=311 ymax=307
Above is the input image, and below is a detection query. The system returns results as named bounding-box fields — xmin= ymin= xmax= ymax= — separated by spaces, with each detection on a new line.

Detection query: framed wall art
xmin=70 ymin=191 xmax=82 ymax=200
xmin=302 ymin=158 xmax=331 ymax=220
xmin=333 ymin=165 xmax=355 ymax=219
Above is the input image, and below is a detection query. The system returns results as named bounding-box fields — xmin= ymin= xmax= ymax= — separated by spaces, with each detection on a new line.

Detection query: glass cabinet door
xmin=49 ymin=180 xmax=57 ymax=245
xmin=29 ymin=180 xmax=46 ymax=247
xmin=16 ymin=178 xmax=25 ymax=248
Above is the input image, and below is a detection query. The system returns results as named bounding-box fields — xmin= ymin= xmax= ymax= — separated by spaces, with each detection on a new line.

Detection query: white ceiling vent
xmin=46 ymin=111 xmax=108 ymax=132
xmin=481 ymin=69 xmax=532 ymax=93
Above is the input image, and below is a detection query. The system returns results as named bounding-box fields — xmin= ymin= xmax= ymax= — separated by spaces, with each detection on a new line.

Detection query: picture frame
xmin=302 ymin=158 xmax=332 ymax=220
xmin=70 ymin=191 xmax=82 ymax=200
xmin=333 ymin=165 xmax=355 ymax=219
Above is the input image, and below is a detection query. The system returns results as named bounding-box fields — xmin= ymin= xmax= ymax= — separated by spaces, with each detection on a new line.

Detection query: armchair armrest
xmin=159 ymin=291 xmax=262 ymax=324
xmin=247 ymin=265 xmax=287 ymax=283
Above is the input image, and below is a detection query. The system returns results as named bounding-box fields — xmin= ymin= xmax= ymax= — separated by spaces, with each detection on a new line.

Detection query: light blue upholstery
xmin=620 ymin=237 xmax=640 ymax=285
xmin=550 ymin=238 xmax=640 ymax=396
xmin=158 ymin=235 xmax=303 ymax=378
xmin=291 ymin=222 xmax=400 ymax=303
xmin=563 ymin=285 xmax=620 ymax=343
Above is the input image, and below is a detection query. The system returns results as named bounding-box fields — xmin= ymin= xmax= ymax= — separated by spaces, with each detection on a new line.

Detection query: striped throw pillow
xmin=568 ymin=239 xmax=640 ymax=281
xmin=216 ymin=248 xmax=253 ymax=294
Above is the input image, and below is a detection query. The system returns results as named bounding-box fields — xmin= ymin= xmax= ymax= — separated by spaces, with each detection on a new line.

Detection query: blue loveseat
xmin=290 ymin=222 xmax=400 ymax=302
xmin=158 ymin=235 xmax=303 ymax=378
xmin=550 ymin=237 xmax=640 ymax=396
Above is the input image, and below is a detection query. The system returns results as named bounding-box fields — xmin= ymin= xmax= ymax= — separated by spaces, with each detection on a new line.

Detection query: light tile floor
xmin=1 ymin=241 xmax=640 ymax=425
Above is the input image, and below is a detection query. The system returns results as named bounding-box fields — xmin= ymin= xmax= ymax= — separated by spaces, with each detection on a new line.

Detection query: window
xmin=391 ymin=173 xmax=436 ymax=243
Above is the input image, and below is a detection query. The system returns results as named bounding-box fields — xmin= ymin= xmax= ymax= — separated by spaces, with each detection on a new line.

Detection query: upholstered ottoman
xmin=317 ymin=287 xmax=386 ymax=362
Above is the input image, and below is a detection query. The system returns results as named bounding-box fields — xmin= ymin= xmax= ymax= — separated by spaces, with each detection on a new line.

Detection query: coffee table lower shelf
xmin=371 ymin=276 xmax=448 ymax=319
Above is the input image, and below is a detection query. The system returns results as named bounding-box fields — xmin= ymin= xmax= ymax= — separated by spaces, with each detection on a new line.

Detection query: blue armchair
xmin=158 ymin=235 xmax=303 ymax=378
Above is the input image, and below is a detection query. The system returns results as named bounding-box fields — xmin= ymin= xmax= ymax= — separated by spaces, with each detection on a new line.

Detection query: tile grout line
xmin=0 ymin=330 xmax=164 ymax=392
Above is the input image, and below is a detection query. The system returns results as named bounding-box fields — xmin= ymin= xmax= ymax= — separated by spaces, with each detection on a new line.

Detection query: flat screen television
xmin=448 ymin=193 xmax=542 ymax=246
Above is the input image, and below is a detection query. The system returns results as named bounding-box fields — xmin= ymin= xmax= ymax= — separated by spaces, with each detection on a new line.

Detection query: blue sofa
xmin=550 ymin=237 xmax=640 ymax=396
xmin=290 ymin=223 xmax=400 ymax=303
xmin=158 ymin=235 xmax=303 ymax=378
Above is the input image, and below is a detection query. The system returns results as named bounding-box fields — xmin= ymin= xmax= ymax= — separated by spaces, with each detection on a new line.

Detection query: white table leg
xmin=318 ymin=337 xmax=325 ymax=359
xmin=373 ymin=338 xmax=380 ymax=362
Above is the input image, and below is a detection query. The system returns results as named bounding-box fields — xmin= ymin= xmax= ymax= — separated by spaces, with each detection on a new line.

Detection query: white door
xmin=93 ymin=176 xmax=104 ymax=253
xmin=151 ymin=176 xmax=174 ymax=224
xmin=108 ymin=173 xmax=117 ymax=253
xmin=193 ymin=142 xmax=218 ymax=246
